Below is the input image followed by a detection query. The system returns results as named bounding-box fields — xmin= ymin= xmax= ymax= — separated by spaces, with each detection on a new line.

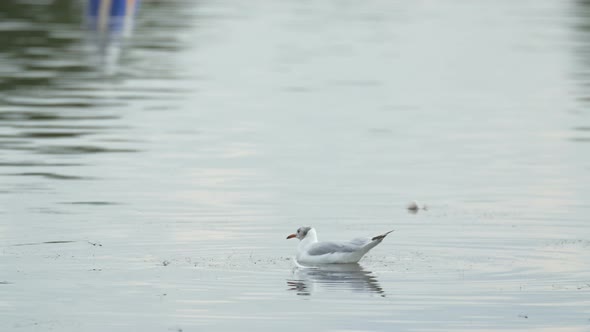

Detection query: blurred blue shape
xmin=85 ymin=0 xmax=141 ymax=74
xmin=87 ymin=0 xmax=140 ymax=34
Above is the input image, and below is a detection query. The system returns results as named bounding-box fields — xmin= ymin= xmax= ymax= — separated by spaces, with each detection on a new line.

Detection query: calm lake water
xmin=1 ymin=0 xmax=590 ymax=331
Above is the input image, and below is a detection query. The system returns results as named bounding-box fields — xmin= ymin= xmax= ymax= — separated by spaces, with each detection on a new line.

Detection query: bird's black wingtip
xmin=371 ymin=230 xmax=395 ymax=241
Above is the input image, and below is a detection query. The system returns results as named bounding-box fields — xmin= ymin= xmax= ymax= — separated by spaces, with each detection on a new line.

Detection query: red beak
xmin=286 ymin=233 xmax=296 ymax=239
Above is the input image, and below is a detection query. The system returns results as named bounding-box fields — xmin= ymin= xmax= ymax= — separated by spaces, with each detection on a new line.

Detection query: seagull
xmin=286 ymin=227 xmax=394 ymax=264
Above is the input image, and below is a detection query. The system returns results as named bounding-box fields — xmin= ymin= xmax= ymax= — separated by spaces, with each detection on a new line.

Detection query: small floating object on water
xmin=407 ymin=201 xmax=427 ymax=213
xmin=407 ymin=201 xmax=419 ymax=212
xmin=407 ymin=201 xmax=419 ymax=211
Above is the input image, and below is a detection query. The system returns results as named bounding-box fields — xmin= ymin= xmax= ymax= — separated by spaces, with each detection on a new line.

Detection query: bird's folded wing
xmin=307 ymin=239 xmax=369 ymax=256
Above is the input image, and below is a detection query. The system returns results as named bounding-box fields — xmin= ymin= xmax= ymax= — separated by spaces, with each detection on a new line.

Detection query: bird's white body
xmin=292 ymin=228 xmax=392 ymax=264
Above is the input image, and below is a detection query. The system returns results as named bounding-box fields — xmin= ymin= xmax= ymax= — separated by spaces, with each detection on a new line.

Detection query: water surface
xmin=1 ymin=0 xmax=589 ymax=331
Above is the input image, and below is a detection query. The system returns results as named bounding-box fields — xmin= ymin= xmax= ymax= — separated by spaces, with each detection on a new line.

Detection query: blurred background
xmin=0 ymin=0 xmax=589 ymax=331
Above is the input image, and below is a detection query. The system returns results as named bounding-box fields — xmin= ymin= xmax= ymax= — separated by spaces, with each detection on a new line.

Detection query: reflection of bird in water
xmin=286 ymin=263 xmax=385 ymax=297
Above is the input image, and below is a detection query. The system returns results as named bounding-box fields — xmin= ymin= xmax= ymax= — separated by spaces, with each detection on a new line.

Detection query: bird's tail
xmin=371 ymin=230 xmax=395 ymax=242
xmin=358 ymin=230 xmax=395 ymax=256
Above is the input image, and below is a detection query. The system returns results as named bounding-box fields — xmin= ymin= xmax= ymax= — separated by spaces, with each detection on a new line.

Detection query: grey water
xmin=1 ymin=0 xmax=590 ymax=331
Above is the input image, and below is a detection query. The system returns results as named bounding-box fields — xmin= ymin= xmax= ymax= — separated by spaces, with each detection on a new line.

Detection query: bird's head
xmin=286 ymin=226 xmax=313 ymax=241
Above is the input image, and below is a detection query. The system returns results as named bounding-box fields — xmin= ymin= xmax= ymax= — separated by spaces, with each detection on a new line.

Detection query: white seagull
xmin=286 ymin=227 xmax=394 ymax=264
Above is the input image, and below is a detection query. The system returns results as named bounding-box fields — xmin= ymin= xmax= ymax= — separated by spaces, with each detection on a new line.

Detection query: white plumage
xmin=286 ymin=227 xmax=394 ymax=264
